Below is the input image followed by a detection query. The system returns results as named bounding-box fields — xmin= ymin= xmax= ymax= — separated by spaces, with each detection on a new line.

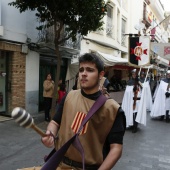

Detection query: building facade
xmin=0 ymin=0 xmax=41 ymax=115
xmin=68 ymin=0 xmax=169 ymax=89
xmin=0 ymin=0 xmax=80 ymax=115
xmin=0 ymin=0 xmax=169 ymax=115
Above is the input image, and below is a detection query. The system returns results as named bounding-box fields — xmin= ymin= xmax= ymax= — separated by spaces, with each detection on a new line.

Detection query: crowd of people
xmin=121 ymin=68 xmax=170 ymax=134
xmin=151 ymin=70 xmax=170 ymax=122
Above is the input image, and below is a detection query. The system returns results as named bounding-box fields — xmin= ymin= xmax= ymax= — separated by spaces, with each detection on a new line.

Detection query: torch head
xmin=11 ymin=107 xmax=34 ymax=128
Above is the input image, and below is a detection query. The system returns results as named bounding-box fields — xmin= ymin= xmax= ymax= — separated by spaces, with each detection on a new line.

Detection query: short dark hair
xmin=79 ymin=53 xmax=104 ymax=73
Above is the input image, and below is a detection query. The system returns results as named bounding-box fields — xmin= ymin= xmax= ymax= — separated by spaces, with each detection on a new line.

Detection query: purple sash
xmin=41 ymin=94 xmax=107 ymax=170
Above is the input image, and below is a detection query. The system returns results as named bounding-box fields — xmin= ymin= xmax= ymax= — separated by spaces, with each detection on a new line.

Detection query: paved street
xmin=114 ymin=113 xmax=170 ymax=170
xmin=0 ymin=111 xmax=170 ymax=170
xmin=0 ymin=113 xmax=49 ymax=170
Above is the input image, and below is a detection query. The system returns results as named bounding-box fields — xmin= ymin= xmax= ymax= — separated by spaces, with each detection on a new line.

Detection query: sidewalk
xmin=33 ymin=112 xmax=49 ymax=131
xmin=0 ymin=115 xmax=13 ymax=122
xmin=0 ymin=111 xmax=49 ymax=131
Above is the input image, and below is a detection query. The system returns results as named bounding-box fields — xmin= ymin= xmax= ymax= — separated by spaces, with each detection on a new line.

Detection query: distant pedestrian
xmin=122 ymin=69 xmax=147 ymax=133
xmin=56 ymin=79 xmax=63 ymax=103
xmin=43 ymin=73 xmax=54 ymax=122
xmin=139 ymin=71 xmax=145 ymax=83
xmin=151 ymin=70 xmax=170 ymax=122
xmin=152 ymin=74 xmax=161 ymax=101
xmin=57 ymin=84 xmax=66 ymax=105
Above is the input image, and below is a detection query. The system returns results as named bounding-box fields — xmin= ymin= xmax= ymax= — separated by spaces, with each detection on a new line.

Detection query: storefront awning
xmin=96 ymin=51 xmax=128 ymax=66
xmin=156 ymin=55 xmax=170 ymax=67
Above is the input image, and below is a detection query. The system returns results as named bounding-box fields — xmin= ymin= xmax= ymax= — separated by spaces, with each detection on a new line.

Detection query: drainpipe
xmin=0 ymin=0 xmax=4 ymax=36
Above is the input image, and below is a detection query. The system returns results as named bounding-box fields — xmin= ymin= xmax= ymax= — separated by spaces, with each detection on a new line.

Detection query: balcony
xmin=37 ymin=23 xmax=81 ymax=57
xmin=121 ymin=34 xmax=127 ymax=47
xmin=106 ymin=17 xmax=114 ymax=38
xmin=142 ymin=11 xmax=151 ymax=28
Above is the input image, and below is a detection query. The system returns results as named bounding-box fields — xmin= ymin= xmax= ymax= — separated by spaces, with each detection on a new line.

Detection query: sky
xmin=160 ymin=0 xmax=170 ymax=11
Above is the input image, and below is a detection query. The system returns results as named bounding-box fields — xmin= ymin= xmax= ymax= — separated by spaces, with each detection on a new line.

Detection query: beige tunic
xmin=56 ymin=89 xmax=119 ymax=166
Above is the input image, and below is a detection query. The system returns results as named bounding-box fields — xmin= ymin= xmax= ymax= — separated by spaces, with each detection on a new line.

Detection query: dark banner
xmin=129 ymin=36 xmax=150 ymax=67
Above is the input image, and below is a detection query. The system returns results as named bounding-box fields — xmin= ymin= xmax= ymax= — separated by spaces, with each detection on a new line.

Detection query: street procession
xmin=0 ymin=0 xmax=170 ymax=170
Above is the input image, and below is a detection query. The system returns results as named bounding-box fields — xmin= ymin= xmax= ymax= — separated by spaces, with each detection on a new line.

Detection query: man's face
xmin=167 ymin=73 xmax=170 ymax=79
xmin=141 ymin=74 xmax=145 ymax=78
xmin=132 ymin=72 xmax=136 ymax=79
xmin=79 ymin=62 xmax=104 ymax=94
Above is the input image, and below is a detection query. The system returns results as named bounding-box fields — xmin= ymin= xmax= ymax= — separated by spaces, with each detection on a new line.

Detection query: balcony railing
xmin=121 ymin=33 xmax=127 ymax=47
xmin=143 ymin=11 xmax=151 ymax=28
xmin=106 ymin=17 xmax=114 ymax=38
xmin=37 ymin=23 xmax=81 ymax=50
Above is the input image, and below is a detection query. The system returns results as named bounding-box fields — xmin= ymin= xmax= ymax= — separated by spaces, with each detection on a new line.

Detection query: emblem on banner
xmin=130 ymin=42 xmax=148 ymax=61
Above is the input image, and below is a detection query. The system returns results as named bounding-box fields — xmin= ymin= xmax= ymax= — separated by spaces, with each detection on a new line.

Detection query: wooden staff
xmin=133 ymin=84 xmax=139 ymax=110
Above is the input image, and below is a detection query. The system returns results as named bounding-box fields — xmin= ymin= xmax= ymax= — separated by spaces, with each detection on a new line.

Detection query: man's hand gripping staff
xmin=12 ymin=107 xmax=58 ymax=148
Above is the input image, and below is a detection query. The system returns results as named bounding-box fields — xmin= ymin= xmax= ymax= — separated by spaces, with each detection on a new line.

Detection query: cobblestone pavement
xmin=113 ymin=112 xmax=170 ymax=170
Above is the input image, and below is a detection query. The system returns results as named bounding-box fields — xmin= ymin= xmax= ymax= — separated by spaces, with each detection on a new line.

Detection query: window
xmin=121 ymin=18 xmax=127 ymax=46
xmin=106 ymin=5 xmax=114 ymax=38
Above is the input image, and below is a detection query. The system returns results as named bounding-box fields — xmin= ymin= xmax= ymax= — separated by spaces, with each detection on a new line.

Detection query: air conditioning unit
xmin=0 ymin=26 xmax=4 ymax=36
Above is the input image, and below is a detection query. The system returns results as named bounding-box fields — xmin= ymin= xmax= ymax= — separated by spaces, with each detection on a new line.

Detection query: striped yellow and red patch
xmin=71 ymin=112 xmax=89 ymax=135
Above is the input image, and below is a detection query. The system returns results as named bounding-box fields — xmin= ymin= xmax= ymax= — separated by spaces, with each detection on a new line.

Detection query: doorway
xmin=0 ymin=51 xmax=7 ymax=113
xmin=39 ymin=57 xmax=67 ymax=111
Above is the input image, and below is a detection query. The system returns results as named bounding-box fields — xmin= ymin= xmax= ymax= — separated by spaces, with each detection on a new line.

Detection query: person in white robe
xmin=122 ymin=69 xmax=147 ymax=133
xmin=150 ymin=70 xmax=170 ymax=122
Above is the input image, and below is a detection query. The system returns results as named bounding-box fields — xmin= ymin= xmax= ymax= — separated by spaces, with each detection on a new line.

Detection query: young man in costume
xmin=41 ymin=53 xmax=126 ymax=170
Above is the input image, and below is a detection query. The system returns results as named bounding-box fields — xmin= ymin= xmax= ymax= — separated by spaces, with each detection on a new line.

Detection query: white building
xmin=0 ymin=0 xmax=169 ymax=115
xmin=0 ymin=0 xmax=79 ymax=115
xmin=0 ymin=0 xmax=41 ymax=115
xmin=67 ymin=0 xmax=170 ymax=90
